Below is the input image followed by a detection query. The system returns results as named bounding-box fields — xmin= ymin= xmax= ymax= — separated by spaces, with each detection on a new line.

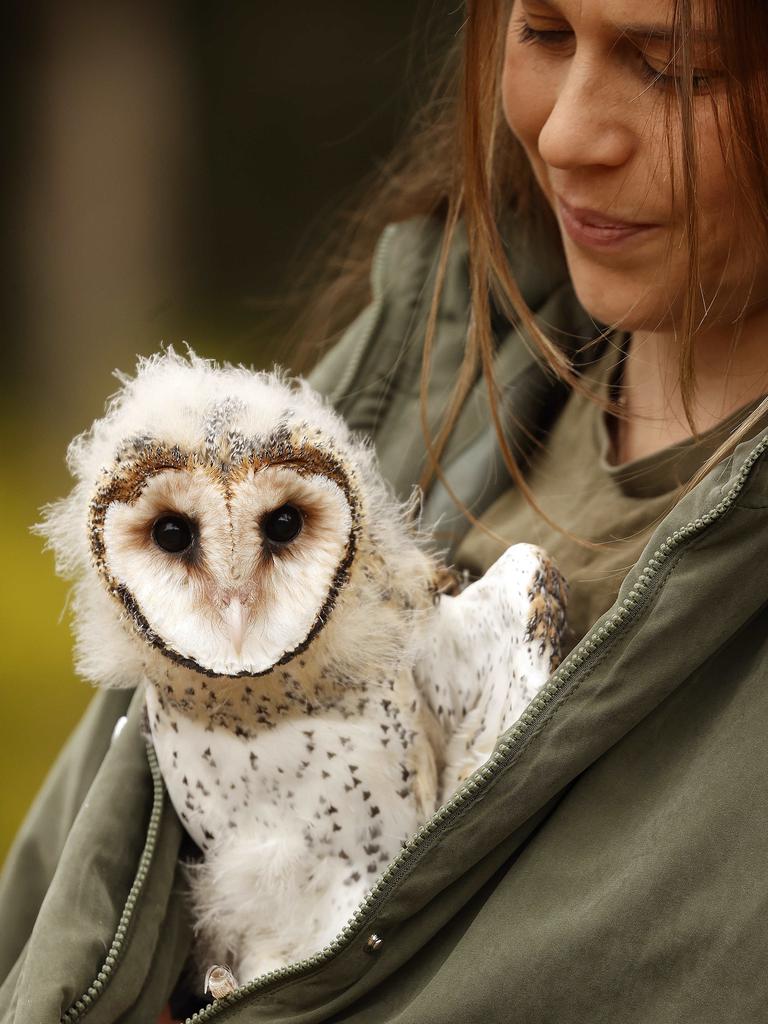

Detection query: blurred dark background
xmin=0 ymin=1 xmax=459 ymax=862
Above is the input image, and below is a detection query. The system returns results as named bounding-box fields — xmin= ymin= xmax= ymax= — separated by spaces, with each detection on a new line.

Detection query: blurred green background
xmin=1 ymin=1 xmax=458 ymax=863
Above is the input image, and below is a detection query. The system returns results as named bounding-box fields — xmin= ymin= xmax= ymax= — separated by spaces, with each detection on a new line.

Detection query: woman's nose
xmin=537 ymin=58 xmax=635 ymax=171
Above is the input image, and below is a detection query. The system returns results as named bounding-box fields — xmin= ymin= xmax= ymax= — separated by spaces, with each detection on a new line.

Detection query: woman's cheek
xmin=692 ymin=106 xmax=736 ymax=223
xmin=501 ymin=48 xmax=556 ymax=194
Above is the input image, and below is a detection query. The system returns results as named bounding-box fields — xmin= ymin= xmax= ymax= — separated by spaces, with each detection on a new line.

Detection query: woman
xmin=3 ymin=1 xmax=768 ymax=1020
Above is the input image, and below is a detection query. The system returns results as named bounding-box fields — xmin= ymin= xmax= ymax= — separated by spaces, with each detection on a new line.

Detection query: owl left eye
xmin=152 ymin=514 xmax=195 ymax=554
xmin=263 ymin=504 xmax=303 ymax=545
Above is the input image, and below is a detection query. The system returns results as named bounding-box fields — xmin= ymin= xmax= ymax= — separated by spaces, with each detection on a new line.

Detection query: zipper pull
xmin=204 ymin=964 xmax=239 ymax=1000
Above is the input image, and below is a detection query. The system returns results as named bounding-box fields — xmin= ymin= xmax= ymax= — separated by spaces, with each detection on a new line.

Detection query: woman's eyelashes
xmin=515 ymin=21 xmax=571 ymax=50
xmin=514 ymin=20 xmax=713 ymax=93
xmin=636 ymin=58 xmax=711 ymax=92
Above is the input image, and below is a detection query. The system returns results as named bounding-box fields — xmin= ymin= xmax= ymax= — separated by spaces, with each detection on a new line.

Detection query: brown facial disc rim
xmin=88 ymin=434 xmax=361 ymax=678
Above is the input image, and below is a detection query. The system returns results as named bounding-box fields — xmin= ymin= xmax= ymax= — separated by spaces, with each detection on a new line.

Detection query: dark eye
xmin=152 ymin=514 xmax=195 ymax=554
xmin=263 ymin=504 xmax=303 ymax=545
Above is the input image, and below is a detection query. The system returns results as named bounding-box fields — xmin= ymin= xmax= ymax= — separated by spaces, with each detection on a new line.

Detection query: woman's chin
xmin=567 ymin=267 xmax=674 ymax=336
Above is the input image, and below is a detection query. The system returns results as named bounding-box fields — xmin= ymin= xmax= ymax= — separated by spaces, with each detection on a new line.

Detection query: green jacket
xmin=3 ymin=214 xmax=768 ymax=1023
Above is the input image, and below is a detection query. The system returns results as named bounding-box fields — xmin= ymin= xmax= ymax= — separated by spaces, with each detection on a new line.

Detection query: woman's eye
xmin=516 ymin=21 xmax=572 ymax=49
xmin=152 ymin=514 xmax=195 ymax=554
xmin=637 ymin=58 xmax=712 ymax=93
xmin=263 ymin=504 xmax=303 ymax=545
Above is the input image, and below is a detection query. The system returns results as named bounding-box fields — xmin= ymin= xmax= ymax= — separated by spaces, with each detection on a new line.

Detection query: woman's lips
xmin=556 ymin=196 xmax=661 ymax=250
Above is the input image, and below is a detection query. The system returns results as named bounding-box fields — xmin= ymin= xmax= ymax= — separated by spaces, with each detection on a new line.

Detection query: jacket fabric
xmin=3 ymin=213 xmax=768 ymax=1023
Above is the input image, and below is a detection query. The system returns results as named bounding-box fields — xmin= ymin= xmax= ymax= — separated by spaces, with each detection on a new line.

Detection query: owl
xmin=37 ymin=348 xmax=567 ymax=994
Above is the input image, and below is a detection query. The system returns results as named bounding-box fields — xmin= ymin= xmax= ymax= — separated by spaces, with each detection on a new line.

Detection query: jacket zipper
xmin=59 ymin=741 xmax=165 ymax=1024
xmin=327 ymin=223 xmax=396 ymax=407
xmin=61 ymin=432 xmax=768 ymax=1023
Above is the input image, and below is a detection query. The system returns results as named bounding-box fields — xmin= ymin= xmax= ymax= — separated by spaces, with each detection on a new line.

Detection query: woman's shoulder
xmin=307 ymin=215 xmax=462 ymax=412
xmin=307 ymin=216 xmax=474 ymax=503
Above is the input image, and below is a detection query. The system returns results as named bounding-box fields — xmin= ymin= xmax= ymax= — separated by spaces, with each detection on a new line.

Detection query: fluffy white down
xmin=187 ymin=831 xmax=373 ymax=981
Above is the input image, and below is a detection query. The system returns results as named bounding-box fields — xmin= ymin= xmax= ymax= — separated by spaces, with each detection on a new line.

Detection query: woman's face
xmin=502 ymin=0 xmax=766 ymax=334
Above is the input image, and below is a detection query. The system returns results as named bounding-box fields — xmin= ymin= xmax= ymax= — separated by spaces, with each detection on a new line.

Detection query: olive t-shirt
xmin=455 ymin=339 xmax=768 ymax=659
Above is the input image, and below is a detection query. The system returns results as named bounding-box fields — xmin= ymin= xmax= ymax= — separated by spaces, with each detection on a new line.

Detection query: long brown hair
xmin=293 ymin=0 xmax=768 ymax=547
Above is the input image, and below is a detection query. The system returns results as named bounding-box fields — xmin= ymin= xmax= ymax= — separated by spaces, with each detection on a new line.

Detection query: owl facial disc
xmin=90 ymin=441 xmax=359 ymax=677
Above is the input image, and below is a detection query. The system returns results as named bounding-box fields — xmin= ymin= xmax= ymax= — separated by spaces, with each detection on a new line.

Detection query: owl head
xmin=38 ymin=348 xmax=438 ymax=688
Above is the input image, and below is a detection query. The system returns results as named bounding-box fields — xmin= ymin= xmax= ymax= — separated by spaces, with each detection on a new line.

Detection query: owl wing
xmin=414 ymin=543 xmax=568 ymax=801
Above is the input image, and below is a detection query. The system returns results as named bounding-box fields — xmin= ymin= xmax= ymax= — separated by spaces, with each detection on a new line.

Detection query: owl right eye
xmin=152 ymin=514 xmax=195 ymax=554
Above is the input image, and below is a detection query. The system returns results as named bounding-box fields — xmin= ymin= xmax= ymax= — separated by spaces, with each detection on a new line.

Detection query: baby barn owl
xmin=38 ymin=349 xmax=566 ymax=992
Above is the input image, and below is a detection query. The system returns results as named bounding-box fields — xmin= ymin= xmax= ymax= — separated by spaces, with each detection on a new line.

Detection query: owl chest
xmin=144 ymin=678 xmax=434 ymax=862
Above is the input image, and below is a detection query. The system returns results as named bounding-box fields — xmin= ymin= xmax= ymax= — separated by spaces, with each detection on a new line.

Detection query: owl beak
xmin=223 ymin=596 xmax=249 ymax=658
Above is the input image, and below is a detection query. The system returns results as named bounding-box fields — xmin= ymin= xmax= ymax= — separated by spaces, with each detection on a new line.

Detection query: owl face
xmin=89 ymin=435 xmax=359 ymax=678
